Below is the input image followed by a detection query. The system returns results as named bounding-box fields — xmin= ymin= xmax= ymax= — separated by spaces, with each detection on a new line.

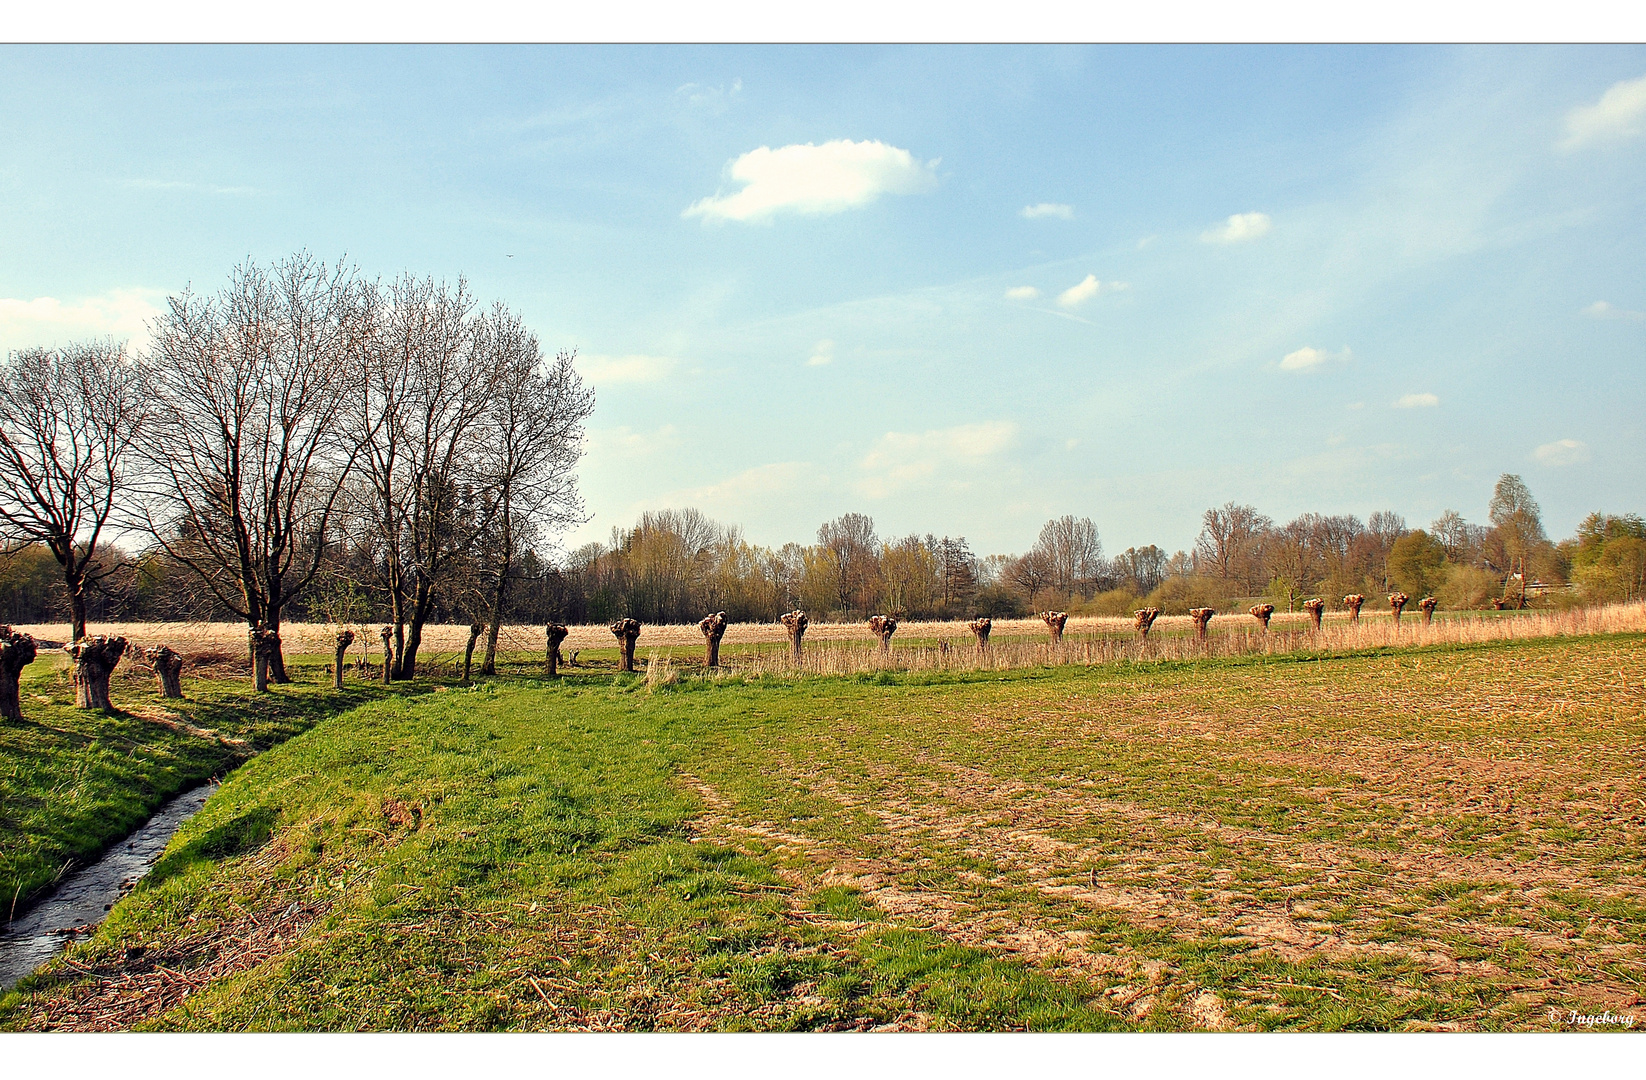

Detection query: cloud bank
xmin=0 ymin=288 xmax=165 ymax=352
xmin=1533 ymin=438 xmax=1591 ymax=466
xmin=684 ymin=139 xmax=938 ymax=223
xmin=575 ymin=353 xmax=678 ymax=384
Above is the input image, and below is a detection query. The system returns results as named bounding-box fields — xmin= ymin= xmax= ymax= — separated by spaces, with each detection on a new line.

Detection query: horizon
xmin=2 ymin=45 xmax=1642 ymax=558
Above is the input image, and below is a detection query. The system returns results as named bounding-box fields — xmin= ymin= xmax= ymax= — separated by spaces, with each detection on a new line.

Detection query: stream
xmin=1 ymin=782 xmax=216 ymax=992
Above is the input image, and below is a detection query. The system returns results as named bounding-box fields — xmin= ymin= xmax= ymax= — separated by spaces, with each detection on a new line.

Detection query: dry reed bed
xmin=13 ymin=603 xmax=1643 ymax=677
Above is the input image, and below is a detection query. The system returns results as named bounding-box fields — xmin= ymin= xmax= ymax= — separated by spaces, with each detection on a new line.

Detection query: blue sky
xmin=2 ymin=45 xmax=1642 ymax=558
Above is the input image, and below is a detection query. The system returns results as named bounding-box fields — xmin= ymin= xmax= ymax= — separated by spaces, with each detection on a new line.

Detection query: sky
xmin=1 ymin=44 xmax=1643 ymax=559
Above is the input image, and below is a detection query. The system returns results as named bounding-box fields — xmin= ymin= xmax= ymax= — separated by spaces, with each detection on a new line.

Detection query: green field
xmin=3 ymin=633 xmax=1643 ymax=1031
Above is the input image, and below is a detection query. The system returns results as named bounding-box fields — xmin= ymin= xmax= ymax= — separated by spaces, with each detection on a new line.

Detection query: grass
xmin=2 ymin=627 xmax=1642 ymax=1031
xmin=0 ymin=652 xmax=413 ymax=919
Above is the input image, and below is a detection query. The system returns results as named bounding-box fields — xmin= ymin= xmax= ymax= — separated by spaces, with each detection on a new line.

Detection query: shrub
xmin=1436 ymin=565 xmax=1502 ymax=610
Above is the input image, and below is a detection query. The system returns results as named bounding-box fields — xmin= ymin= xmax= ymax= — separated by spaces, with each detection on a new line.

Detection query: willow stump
xmin=1039 ymin=611 xmax=1068 ymax=645
xmin=1189 ymin=608 xmax=1215 ymax=641
xmin=1419 ymin=596 xmax=1438 ymax=626
xmin=1343 ymin=595 xmax=1365 ymax=623
xmin=868 ymin=615 xmax=898 ymax=654
xmin=0 ymin=626 xmax=38 ymax=721
xmin=332 ymin=631 xmax=355 ymax=690
xmin=1388 ymin=593 xmax=1409 ymax=626
xmin=780 ymin=610 xmax=809 ymax=662
xmin=69 ymin=634 xmax=127 ymax=711
xmin=1133 ymin=608 xmax=1161 ymax=640
xmin=252 ymin=629 xmax=281 ymax=693
xmin=698 ymin=612 xmax=728 ymax=668
xmin=379 ymin=626 xmax=394 ymax=684
xmin=545 ymin=624 xmax=569 ymax=677
xmin=968 ymin=617 xmax=992 ymax=650
xmin=611 ymin=619 xmax=641 ymax=673
xmin=146 ymin=645 xmax=184 ymax=699
xmin=1303 ymin=598 xmax=1325 ymax=631
xmin=1490 ymin=597 xmax=1510 ymax=611
xmin=462 ymin=622 xmax=484 ymax=682
xmin=1249 ymin=603 xmax=1275 ymax=631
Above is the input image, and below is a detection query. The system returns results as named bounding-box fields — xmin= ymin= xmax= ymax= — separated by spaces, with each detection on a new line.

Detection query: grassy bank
xmin=4 ymin=632 xmax=1643 ymax=1030
xmin=0 ymin=653 xmax=404 ymax=919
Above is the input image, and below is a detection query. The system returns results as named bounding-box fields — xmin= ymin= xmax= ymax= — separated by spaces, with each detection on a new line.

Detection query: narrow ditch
xmin=1 ymin=782 xmax=217 ymax=992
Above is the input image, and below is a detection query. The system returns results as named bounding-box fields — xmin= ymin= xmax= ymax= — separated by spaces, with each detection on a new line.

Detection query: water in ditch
xmin=1 ymin=782 xmax=216 ymax=992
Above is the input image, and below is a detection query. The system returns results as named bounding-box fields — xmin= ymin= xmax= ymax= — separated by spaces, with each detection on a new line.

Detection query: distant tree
xmin=1005 ymin=548 xmax=1053 ymax=608
xmin=1112 ymin=545 xmax=1167 ymax=595
xmin=936 ymin=536 xmax=979 ymax=612
xmin=1487 ymin=474 xmax=1546 ymax=606
xmin=1032 ymin=515 xmax=1104 ymax=600
xmin=1387 ymin=529 xmax=1448 ymax=597
xmin=817 ymin=512 xmax=880 ymax=616
xmin=0 ymin=341 xmax=144 ymax=641
xmin=1194 ymin=503 xmax=1272 ymax=589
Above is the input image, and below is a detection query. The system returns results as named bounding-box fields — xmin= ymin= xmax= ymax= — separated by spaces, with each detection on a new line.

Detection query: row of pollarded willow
xmin=0 ymin=254 xmax=595 ymax=692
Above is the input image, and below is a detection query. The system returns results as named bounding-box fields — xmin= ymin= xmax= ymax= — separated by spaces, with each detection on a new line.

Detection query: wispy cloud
xmin=683 ymin=139 xmax=939 ymax=223
xmin=575 ymin=353 xmax=679 ymax=384
xmin=0 ymin=288 xmax=166 ymax=352
xmin=806 ymin=339 xmax=834 ymax=366
xmin=1395 ymin=392 xmax=1439 ymax=408
xmin=122 ymin=178 xmax=260 ymax=196
xmin=856 ymin=421 xmax=1017 ymax=498
xmin=1582 ymin=300 xmax=1646 ymax=321
xmin=1560 ymin=73 xmax=1646 ymax=151
xmin=1533 ymin=438 xmax=1591 ymax=466
xmin=675 ymin=78 xmax=742 ymax=113
xmin=1279 ymin=345 xmax=1352 ymax=372
xmin=1004 ymin=285 xmax=1040 ymax=300
xmin=585 ymin=424 xmax=680 ymax=460
xmin=1200 ymin=211 xmax=1272 ymax=244
xmin=1020 ymin=202 xmax=1073 ymax=220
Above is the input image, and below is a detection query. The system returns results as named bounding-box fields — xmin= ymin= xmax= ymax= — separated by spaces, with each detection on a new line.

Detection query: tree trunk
xmin=69 ymin=635 xmax=126 ymax=711
xmin=1419 ymin=597 xmax=1437 ymax=626
xmin=145 ymin=646 xmax=184 ymax=699
xmin=399 ymin=581 xmax=434 ymax=679
xmin=1040 ymin=611 xmax=1067 ymax=644
xmin=251 ymin=629 xmax=280 ymax=693
xmin=545 ymin=624 xmax=568 ymax=678
xmin=780 ymin=611 xmax=808 ymax=662
xmin=1134 ymin=608 xmax=1161 ymax=640
xmin=1249 ymin=604 xmax=1274 ymax=631
xmin=463 ymin=622 xmax=483 ymax=683
xmin=482 ymin=552 xmax=510 ymax=677
xmin=379 ymin=626 xmax=394 ymax=684
xmin=1343 ymin=595 xmax=1365 ymax=623
xmin=699 ymin=612 xmax=727 ymax=668
xmin=265 ymin=613 xmax=290 ymax=684
xmin=1303 ymin=599 xmax=1324 ymax=631
xmin=333 ymin=630 xmax=355 ymax=690
xmin=1189 ymin=608 xmax=1214 ymax=640
xmin=610 ymin=619 xmax=641 ymax=672
xmin=0 ymin=627 xmax=39 ymax=721
xmin=968 ymin=618 xmax=991 ymax=650
xmin=67 ymin=589 xmax=87 ymax=649
xmin=1389 ymin=593 xmax=1409 ymax=625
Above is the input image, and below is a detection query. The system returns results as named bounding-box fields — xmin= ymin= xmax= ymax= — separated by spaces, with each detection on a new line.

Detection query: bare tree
xmin=141 ymin=254 xmax=366 ymax=679
xmin=473 ymin=310 xmax=593 ymax=675
xmin=817 ymin=512 xmax=879 ymax=616
xmin=1194 ymin=503 xmax=1272 ymax=589
xmin=0 ymin=342 xmax=144 ymax=641
xmin=353 ymin=274 xmax=495 ymax=679
xmin=1032 ymin=515 xmax=1104 ymax=599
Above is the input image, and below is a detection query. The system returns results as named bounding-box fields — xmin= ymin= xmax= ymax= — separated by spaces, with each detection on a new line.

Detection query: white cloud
xmin=1200 ymin=211 xmax=1272 ymax=244
xmin=1020 ymin=202 xmax=1073 ymax=220
xmin=806 ymin=339 xmax=834 ymax=366
xmin=1280 ymin=345 xmax=1352 ymax=372
xmin=1560 ymin=74 xmax=1646 ymax=151
xmin=1004 ymin=285 xmax=1040 ymax=300
xmin=0 ymin=288 xmax=166 ymax=353
xmin=575 ymin=353 xmax=678 ymax=384
xmin=1136 ymin=235 xmax=1157 ymax=249
xmin=1395 ymin=392 xmax=1439 ymax=408
xmin=856 ymin=421 xmax=1017 ymax=498
xmin=1058 ymin=274 xmax=1101 ymax=308
xmin=676 ymin=78 xmax=742 ymax=112
xmin=1583 ymin=300 xmax=1646 ymax=321
xmin=683 ymin=139 xmax=938 ymax=223
xmin=585 ymin=424 xmax=680 ymax=460
xmin=1533 ymin=438 xmax=1591 ymax=466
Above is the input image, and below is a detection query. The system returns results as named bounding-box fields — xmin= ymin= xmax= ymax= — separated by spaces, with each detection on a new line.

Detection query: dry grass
xmin=18 ymin=603 xmax=1644 ymax=680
